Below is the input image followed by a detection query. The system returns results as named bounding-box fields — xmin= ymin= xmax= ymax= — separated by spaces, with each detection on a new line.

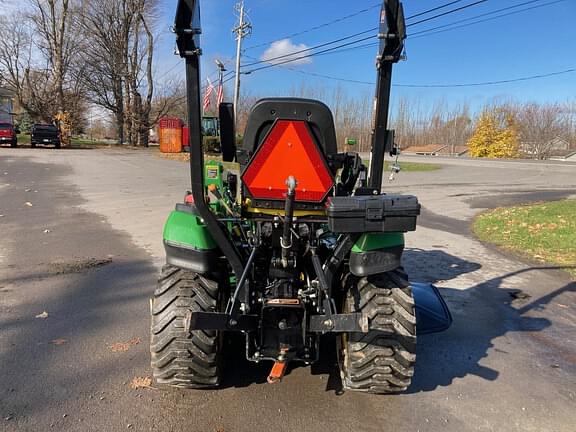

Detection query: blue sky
xmin=156 ymin=0 xmax=576 ymax=112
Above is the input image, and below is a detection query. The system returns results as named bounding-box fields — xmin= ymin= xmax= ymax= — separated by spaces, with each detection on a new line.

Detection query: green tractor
xmin=151 ymin=0 xmax=451 ymax=394
xmin=201 ymin=115 xmax=221 ymax=153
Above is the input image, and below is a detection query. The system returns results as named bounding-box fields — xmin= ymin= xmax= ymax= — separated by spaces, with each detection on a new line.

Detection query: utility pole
xmin=232 ymin=1 xmax=251 ymax=128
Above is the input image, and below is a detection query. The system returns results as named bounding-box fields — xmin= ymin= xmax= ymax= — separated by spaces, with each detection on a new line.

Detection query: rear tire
xmin=150 ymin=265 xmax=223 ymax=388
xmin=340 ymin=268 xmax=416 ymax=394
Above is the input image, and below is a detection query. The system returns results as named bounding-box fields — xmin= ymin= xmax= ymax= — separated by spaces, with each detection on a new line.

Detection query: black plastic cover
xmin=327 ymin=194 xmax=420 ymax=233
xmin=164 ymin=240 xmax=219 ymax=274
xmin=349 ymin=245 xmax=403 ymax=276
xmin=239 ymin=98 xmax=338 ymax=166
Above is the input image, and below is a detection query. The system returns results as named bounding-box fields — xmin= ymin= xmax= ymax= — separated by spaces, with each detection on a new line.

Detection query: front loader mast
xmin=368 ymin=0 xmax=406 ymax=190
xmin=174 ymin=0 xmax=245 ymax=282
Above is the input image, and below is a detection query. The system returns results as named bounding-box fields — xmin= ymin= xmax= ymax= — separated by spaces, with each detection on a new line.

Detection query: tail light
xmin=241 ymin=120 xmax=333 ymax=203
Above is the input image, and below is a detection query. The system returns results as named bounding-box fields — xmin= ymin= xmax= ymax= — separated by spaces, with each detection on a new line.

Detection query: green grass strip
xmin=473 ymin=199 xmax=576 ymax=276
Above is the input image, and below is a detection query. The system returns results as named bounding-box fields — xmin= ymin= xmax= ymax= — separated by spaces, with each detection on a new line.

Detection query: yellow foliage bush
xmin=468 ymin=109 xmax=519 ymax=158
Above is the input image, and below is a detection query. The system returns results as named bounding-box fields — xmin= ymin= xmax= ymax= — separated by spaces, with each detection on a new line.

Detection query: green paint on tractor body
xmin=352 ymin=232 xmax=405 ymax=252
xmin=163 ymin=210 xmax=217 ymax=251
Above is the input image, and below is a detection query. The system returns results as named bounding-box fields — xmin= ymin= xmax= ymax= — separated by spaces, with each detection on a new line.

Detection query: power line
xmin=405 ymin=0 xmax=467 ymax=20
xmin=406 ymin=0 xmax=490 ymax=27
xmin=311 ymin=0 xmax=566 ymax=54
xmin=410 ymin=0 xmax=568 ymax=39
xmin=247 ymin=0 xmax=565 ymax=71
xmin=243 ymin=34 xmax=377 ymax=74
xmin=244 ymin=2 xmax=382 ymax=51
xmin=242 ymin=0 xmax=494 ymax=71
xmin=409 ymin=0 xmax=555 ymax=37
xmin=243 ymin=48 xmax=575 ymax=88
xmin=241 ymin=29 xmax=376 ymax=68
xmin=282 ymin=67 xmax=576 ymax=88
xmin=394 ymin=68 xmax=576 ymax=88
xmin=245 ymin=0 xmax=472 ymax=52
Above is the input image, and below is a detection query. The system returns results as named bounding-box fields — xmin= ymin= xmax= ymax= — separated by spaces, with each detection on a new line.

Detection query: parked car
xmin=0 ymin=122 xmax=17 ymax=147
xmin=31 ymin=124 xmax=60 ymax=148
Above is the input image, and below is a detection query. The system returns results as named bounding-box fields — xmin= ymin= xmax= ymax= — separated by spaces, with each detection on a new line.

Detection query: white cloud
xmin=260 ymin=39 xmax=312 ymax=66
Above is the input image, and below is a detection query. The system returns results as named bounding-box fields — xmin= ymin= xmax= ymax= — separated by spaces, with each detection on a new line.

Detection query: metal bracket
xmin=187 ymin=311 xmax=259 ymax=332
xmin=309 ymin=313 xmax=369 ymax=333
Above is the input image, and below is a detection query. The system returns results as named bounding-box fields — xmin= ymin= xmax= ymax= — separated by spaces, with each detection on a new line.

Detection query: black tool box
xmin=327 ymin=194 xmax=420 ymax=233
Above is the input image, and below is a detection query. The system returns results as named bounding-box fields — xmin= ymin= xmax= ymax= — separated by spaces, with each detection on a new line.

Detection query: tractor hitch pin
xmin=267 ymin=348 xmax=289 ymax=384
xmin=281 ymin=176 xmax=297 ymax=268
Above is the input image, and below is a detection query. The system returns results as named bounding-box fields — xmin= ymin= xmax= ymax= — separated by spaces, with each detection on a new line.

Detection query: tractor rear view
xmin=150 ymin=0 xmax=451 ymax=394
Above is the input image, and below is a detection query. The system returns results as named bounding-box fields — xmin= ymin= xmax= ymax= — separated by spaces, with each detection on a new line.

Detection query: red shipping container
xmin=182 ymin=126 xmax=189 ymax=150
xmin=158 ymin=117 xmax=183 ymax=153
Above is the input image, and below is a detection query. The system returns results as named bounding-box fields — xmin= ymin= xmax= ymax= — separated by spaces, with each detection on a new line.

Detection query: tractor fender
xmin=349 ymin=232 xmax=404 ymax=277
xmin=163 ymin=205 xmax=221 ymax=274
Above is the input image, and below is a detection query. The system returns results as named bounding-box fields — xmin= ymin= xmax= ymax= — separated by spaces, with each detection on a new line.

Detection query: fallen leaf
xmin=109 ymin=337 xmax=140 ymax=352
xmin=25 ymin=202 xmax=33 ymax=207
xmin=35 ymin=311 xmax=49 ymax=319
xmin=51 ymin=338 xmax=68 ymax=345
xmin=130 ymin=376 xmax=152 ymax=389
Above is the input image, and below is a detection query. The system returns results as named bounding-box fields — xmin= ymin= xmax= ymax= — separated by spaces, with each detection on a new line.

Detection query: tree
xmin=468 ymin=108 xmax=518 ymax=158
xmin=517 ymin=103 xmax=565 ymax=159
xmin=77 ymin=0 xmax=161 ymax=146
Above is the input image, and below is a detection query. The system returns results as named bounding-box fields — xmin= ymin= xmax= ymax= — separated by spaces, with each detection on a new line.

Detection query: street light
xmin=215 ymin=59 xmax=226 ymax=72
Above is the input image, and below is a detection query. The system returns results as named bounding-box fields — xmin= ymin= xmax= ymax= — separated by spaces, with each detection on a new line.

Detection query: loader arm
xmin=368 ymin=0 xmax=406 ymax=190
xmin=174 ymin=0 xmax=244 ymax=279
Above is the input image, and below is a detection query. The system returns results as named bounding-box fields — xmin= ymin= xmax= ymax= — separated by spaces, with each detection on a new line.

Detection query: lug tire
xmin=150 ymin=265 xmax=223 ymax=388
xmin=340 ymin=268 xmax=416 ymax=394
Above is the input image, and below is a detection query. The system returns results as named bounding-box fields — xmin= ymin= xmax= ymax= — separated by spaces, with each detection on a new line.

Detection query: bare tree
xmin=517 ymin=103 xmax=565 ymax=159
xmin=28 ymin=0 xmax=78 ymax=113
xmin=77 ymin=0 xmax=160 ymax=146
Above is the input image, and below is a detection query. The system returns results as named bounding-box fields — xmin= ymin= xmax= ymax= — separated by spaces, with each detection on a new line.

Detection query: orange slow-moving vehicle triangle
xmin=242 ymin=120 xmax=334 ymax=202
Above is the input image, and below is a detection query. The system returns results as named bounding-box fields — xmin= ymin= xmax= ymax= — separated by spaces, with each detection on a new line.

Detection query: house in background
xmin=0 ymin=87 xmax=14 ymax=124
xmin=403 ymin=144 xmax=469 ymax=156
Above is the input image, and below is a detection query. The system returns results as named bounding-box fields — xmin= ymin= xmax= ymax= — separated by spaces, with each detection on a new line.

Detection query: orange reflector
xmin=242 ymin=120 xmax=334 ymax=202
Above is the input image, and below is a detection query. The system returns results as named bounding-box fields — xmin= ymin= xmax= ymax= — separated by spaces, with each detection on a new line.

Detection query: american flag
xmin=216 ymin=82 xmax=224 ymax=107
xmin=203 ymin=78 xmax=214 ymax=113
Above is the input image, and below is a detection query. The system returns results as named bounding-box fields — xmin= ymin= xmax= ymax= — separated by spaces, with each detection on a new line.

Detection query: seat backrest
xmin=238 ymin=98 xmax=338 ymax=166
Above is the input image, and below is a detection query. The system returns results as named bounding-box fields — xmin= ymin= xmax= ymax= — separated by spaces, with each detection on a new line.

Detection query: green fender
xmin=163 ymin=209 xmax=219 ymax=273
xmin=163 ymin=210 xmax=217 ymax=250
xmin=350 ymin=232 xmax=405 ymax=276
xmin=352 ymin=232 xmax=404 ymax=252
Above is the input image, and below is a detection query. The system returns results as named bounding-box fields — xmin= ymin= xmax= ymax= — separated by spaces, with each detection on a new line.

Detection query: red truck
xmin=0 ymin=122 xmax=18 ymax=147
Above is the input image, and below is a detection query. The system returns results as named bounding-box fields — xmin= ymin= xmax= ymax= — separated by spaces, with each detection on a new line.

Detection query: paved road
xmin=1 ymin=148 xmax=575 ymax=432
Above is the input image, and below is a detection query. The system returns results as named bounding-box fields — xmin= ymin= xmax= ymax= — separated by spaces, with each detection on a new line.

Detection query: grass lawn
xmin=16 ymin=134 xmax=30 ymax=144
xmin=473 ymin=199 xmax=576 ymax=276
xmin=159 ymin=152 xmax=441 ymax=173
xmin=70 ymin=137 xmax=115 ymax=146
xmin=363 ymin=159 xmax=441 ymax=172
xmin=383 ymin=160 xmax=441 ymax=172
